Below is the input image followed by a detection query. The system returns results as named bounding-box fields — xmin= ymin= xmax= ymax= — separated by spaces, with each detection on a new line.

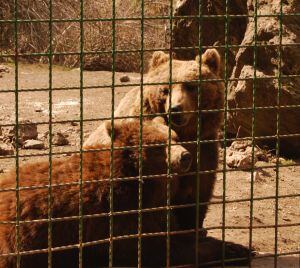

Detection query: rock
xmin=256 ymin=150 xmax=269 ymax=162
xmin=282 ymin=217 xmax=291 ymax=222
xmin=0 ymin=126 xmax=14 ymax=142
xmin=227 ymin=150 xmax=255 ymax=170
xmin=52 ymin=132 xmax=69 ymax=146
xmin=172 ymin=0 xmax=248 ymax=76
xmin=1 ymin=121 xmax=39 ymax=145
xmin=226 ymin=139 xmax=272 ymax=169
xmin=0 ymin=143 xmax=14 ymax=156
xmin=230 ymin=140 xmax=252 ymax=151
xmin=0 ymin=168 xmax=4 ymax=173
xmin=18 ymin=121 xmax=38 ymax=144
xmin=0 ymin=65 xmax=10 ymax=78
xmin=226 ymin=140 xmax=260 ymax=170
xmin=23 ymin=140 xmax=45 ymax=150
xmin=120 ymin=75 xmax=130 ymax=83
xmin=0 ymin=65 xmax=10 ymax=73
xmin=172 ymin=0 xmax=300 ymax=157
xmin=0 ymin=65 xmax=10 ymax=76
xmin=227 ymin=0 xmax=300 ymax=157
xmin=38 ymin=131 xmax=49 ymax=141
xmin=35 ymin=107 xmax=43 ymax=112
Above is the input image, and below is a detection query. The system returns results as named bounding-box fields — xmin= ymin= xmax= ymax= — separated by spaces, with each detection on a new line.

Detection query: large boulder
xmin=172 ymin=0 xmax=248 ymax=76
xmin=172 ymin=0 xmax=300 ymax=156
xmin=227 ymin=0 xmax=300 ymax=157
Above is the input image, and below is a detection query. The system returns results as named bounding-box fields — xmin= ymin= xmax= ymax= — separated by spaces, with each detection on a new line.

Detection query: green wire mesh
xmin=0 ymin=0 xmax=299 ymax=267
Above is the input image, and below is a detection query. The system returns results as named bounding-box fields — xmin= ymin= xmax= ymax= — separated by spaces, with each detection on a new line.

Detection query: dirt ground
xmin=0 ymin=63 xmax=299 ymax=267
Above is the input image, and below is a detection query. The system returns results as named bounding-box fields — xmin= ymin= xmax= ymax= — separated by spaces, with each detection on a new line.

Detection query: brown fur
xmin=85 ymin=49 xmax=224 ymax=231
xmin=145 ymin=49 xmax=224 ymax=232
xmin=83 ymin=50 xmax=252 ymax=265
xmin=0 ymin=120 xmax=195 ymax=267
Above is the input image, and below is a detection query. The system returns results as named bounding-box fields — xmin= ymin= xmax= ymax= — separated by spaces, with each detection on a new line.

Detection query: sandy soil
xmin=0 ymin=63 xmax=299 ymax=267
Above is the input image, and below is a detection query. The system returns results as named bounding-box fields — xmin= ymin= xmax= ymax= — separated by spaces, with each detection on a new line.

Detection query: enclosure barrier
xmin=0 ymin=0 xmax=299 ymax=267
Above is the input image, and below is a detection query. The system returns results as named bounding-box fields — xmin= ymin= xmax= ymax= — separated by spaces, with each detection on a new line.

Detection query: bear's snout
xmin=169 ymin=145 xmax=192 ymax=173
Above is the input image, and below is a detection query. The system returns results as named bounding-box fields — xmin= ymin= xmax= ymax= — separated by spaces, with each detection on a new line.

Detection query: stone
xmin=0 ymin=143 xmax=14 ymax=156
xmin=227 ymin=150 xmax=255 ymax=170
xmin=0 ymin=126 xmax=14 ymax=142
xmin=1 ymin=121 xmax=39 ymax=145
xmin=35 ymin=107 xmax=43 ymax=112
xmin=52 ymin=132 xmax=69 ymax=146
xmin=0 ymin=66 xmax=9 ymax=77
xmin=18 ymin=121 xmax=38 ymax=144
xmin=0 ymin=65 xmax=10 ymax=74
xmin=120 ymin=75 xmax=130 ymax=83
xmin=226 ymin=141 xmax=261 ymax=170
xmin=23 ymin=140 xmax=45 ymax=150
xmin=230 ymin=140 xmax=252 ymax=151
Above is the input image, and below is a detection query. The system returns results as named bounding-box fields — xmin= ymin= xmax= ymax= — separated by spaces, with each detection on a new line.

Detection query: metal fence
xmin=0 ymin=0 xmax=299 ymax=267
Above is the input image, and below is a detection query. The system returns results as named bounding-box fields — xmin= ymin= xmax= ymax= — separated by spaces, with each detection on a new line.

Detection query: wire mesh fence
xmin=0 ymin=0 xmax=299 ymax=267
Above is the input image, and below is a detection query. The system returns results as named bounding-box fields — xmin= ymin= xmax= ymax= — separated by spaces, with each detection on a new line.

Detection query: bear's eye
xmin=160 ymin=87 xmax=170 ymax=95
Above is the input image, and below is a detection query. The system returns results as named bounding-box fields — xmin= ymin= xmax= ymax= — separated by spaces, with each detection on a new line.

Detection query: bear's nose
xmin=179 ymin=151 xmax=192 ymax=172
xmin=170 ymin=105 xmax=182 ymax=113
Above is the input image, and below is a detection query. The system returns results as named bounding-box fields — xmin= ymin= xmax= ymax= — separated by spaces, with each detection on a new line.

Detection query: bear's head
xmin=145 ymin=49 xmax=224 ymax=137
xmin=104 ymin=117 xmax=192 ymax=176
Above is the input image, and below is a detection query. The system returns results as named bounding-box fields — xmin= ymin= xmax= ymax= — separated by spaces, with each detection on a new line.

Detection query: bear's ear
xmin=104 ymin=120 xmax=121 ymax=141
xmin=149 ymin=51 xmax=169 ymax=70
xmin=201 ymin=49 xmax=221 ymax=75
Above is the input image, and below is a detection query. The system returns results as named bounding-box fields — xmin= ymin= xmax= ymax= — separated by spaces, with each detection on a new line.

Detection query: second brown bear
xmin=0 ymin=119 xmax=194 ymax=267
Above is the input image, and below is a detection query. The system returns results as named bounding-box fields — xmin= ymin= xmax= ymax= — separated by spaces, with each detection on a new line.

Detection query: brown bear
xmin=0 ymin=118 xmax=195 ymax=268
xmin=84 ymin=48 xmax=224 ymax=226
xmin=84 ymin=49 xmax=253 ymax=265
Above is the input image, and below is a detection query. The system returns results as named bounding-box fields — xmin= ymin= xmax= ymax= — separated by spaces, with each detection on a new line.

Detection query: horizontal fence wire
xmin=1 ymin=43 xmax=300 ymax=59
xmin=1 ymin=12 xmax=300 ymax=24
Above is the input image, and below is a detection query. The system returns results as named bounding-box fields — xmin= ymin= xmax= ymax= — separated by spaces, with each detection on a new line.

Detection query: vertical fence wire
xmin=138 ymin=0 xmax=145 ymax=266
xmin=13 ymin=0 xmax=21 ymax=266
xmin=195 ymin=0 xmax=203 ymax=266
xmin=275 ymin=1 xmax=284 ymax=267
xmin=221 ymin=0 xmax=230 ymax=266
xmin=109 ymin=1 xmax=117 ymax=267
xmin=249 ymin=0 xmax=259 ymax=266
xmin=47 ymin=0 xmax=53 ymax=266
xmin=78 ymin=0 xmax=85 ymax=267
xmin=166 ymin=0 xmax=174 ymax=267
